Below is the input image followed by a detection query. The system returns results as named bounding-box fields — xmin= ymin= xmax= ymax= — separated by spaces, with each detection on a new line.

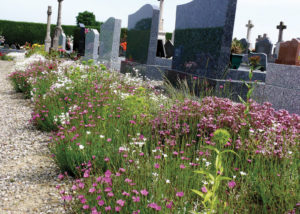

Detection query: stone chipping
xmin=0 ymin=60 xmax=71 ymax=214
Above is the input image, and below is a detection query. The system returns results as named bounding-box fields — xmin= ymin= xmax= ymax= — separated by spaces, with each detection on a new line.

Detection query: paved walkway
xmin=0 ymin=60 xmax=68 ymax=214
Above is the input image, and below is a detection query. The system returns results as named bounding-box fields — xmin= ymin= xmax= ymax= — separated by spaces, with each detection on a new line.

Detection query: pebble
xmin=0 ymin=60 xmax=72 ymax=213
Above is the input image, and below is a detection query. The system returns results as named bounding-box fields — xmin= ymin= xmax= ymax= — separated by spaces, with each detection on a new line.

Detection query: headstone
xmin=99 ymin=17 xmax=121 ymax=63
xmin=248 ymin=52 xmax=268 ymax=71
xmin=126 ymin=4 xmax=160 ymax=64
xmin=239 ymin=38 xmax=249 ymax=54
xmin=4 ymin=44 xmax=9 ymax=49
xmin=256 ymin=35 xmax=263 ymax=43
xmin=171 ymin=0 xmax=238 ymax=79
xmin=245 ymin=20 xmax=254 ymax=48
xmin=84 ymin=29 xmax=100 ymax=61
xmin=276 ymin=38 xmax=300 ymax=66
xmin=274 ymin=42 xmax=282 ymax=59
xmin=45 ymin=6 xmax=52 ymax=52
xmin=255 ymin=34 xmax=273 ymax=59
xmin=276 ymin=21 xmax=287 ymax=43
xmin=78 ymin=23 xmax=86 ymax=56
xmin=164 ymin=40 xmax=174 ymax=58
xmin=10 ymin=44 xmax=16 ymax=49
xmin=59 ymin=32 xmax=66 ymax=50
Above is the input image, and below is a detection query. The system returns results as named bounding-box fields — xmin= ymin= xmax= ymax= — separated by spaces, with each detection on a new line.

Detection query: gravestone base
xmin=100 ymin=57 xmax=125 ymax=71
xmin=120 ymin=57 xmax=171 ymax=80
xmin=0 ymin=48 xmax=26 ymax=54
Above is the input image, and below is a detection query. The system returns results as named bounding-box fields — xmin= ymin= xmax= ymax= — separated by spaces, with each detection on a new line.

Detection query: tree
xmin=76 ymin=11 xmax=97 ymax=26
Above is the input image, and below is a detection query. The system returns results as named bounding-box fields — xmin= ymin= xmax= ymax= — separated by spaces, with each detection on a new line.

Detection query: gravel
xmin=0 ymin=60 xmax=72 ymax=214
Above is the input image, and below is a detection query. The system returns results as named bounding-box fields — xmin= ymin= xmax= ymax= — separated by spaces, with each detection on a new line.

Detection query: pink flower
xmin=125 ymin=178 xmax=132 ymax=183
xmin=105 ymin=206 xmax=111 ymax=211
xmin=166 ymin=201 xmax=173 ymax=209
xmin=105 ymin=187 xmax=112 ymax=192
xmin=89 ymin=187 xmax=96 ymax=193
xmin=180 ymin=164 xmax=186 ymax=169
xmin=107 ymin=138 xmax=112 ymax=142
xmin=148 ymin=203 xmax=161 ymax=211
xmin=122 ymin=191 xmax=130 ymax=196
xmin=104 ymin=157 xmax=110 ymax=162
xmin=115 ymin=206 xmax=121 ymax=212
xmin=154 ymin=163 xmax=160 ymax=169
xmin=140 ymin=189 xmax=149 ymax=196
xmin=58 ymin=174 xmax=64 ymax=180
xmin=132 ymin=196 xmax=140 ymax=202
xmin=228 ymin=180 xmax=236 ymax=189
xmin=107 ymin=192 xmax=114 ymax=197
xmin=132 ymin=210 xmax=140 ymax=214
xmin=176 ymin=191 xmax=184 ymax=197
xmin=83 ymin=204 xmax=89 ymax=210
xmin=78 ymin=182 xmax=85 ymax=189
xmin=98 ymin=200 xmax=105 ymax=206
xmin=139 ymin=152 xmax=144 ymax=156
xmin=173 ymin=151 xmax=179 ymax=156
xmin=116 ymin=199 xmax=125 ymax=207
xmin=201 ymin=186 xmax=207 ymax=193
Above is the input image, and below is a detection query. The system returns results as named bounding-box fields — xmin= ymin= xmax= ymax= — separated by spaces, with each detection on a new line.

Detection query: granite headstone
xmin=255 ymin=35 xmax=273 ymax=58
xmin=59 ymin=32 xmax=66 ymax=50
xmin=239 ymin=38 xmax=249 ymax=54
xmin=172 ymin=0 xmax=238 ymax=79
xmin=99 ymin=17 xmax=121 ymax=62
xmin=126 ymin=4 xmax=160 ymax=64
xmin=78 ymin=23 xmax=86 ymax=56
xmin=276 ymin=38 xmax=300 ymax=66
xmin=164 ymin=40 xmax=174 ymax=58
xmin=84 ymin=29 xmax=100 ymax=61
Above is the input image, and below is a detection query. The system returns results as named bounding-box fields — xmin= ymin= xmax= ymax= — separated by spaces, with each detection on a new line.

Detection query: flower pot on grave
xmin=230 ymin=54 xmax=243 ymax=69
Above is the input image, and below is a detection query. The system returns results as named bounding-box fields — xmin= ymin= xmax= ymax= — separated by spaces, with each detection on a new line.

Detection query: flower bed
xmin=9 ymin=55 xmax=300 ymax=213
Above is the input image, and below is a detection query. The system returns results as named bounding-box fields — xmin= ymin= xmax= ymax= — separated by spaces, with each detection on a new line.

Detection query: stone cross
xmin=52 ymin=0 xmax=64 ymax=50
xmin=245 ymin=20 xmax=254 ymax=41
xmin=158 ymin=0 xmax=164 ymax=32
xmin=44 ymin=6 xmax=52 ymax=52
xmin=276 ymin=21 xmax=287 ymax=43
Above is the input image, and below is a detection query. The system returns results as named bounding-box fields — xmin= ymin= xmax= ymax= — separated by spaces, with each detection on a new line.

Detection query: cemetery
xmin=0 ymin=0 xmax=299 ymax=213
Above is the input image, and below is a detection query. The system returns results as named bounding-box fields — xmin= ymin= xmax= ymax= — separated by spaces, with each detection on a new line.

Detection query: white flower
xmin=152 ymin=173 xmax=158 ymax=177
xmin=166 ymin=179 xmax=170 ymax=184
xmin=196 ymin=158 xmax=199 ymax=161
xmin=288 ymin=151 xmax=292 ymax=155
xmin=233 ymin=175 xmax=236 ymax=179
xmin=205 ymin=162 xmax=211 ymax=167
xmin=100 ymin=135 xmax=105 ymax=138
xmin=86 ymin=131 xmax=91 ymax=135
xmin=202 ymin=181 xmax=208 ymax=185
xmin=240 ymin=171 xmax=247 ymax=176
xmin=162 ymin=153 xmax=168 ymax=158
xmin=152 ymin=149 xmax=157 ymax=153
xmin=79 ymin=145 xmax=84 ymax=150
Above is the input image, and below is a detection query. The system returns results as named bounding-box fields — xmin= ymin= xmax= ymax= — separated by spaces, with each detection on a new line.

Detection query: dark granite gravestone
xmin=126 ymin=4 xmax=160 ymax=64
xmin=164 ymin=40 xmax=174 ymax=58
xmin=156 ymin=39 xmax=166 ymax=57
xmin=248 ymin=52 xmax=268 ymax=71
xmin=99 ymin=17 xmax=121 ymax=62
xmin=78 ymin=23 xmax=86 ymax=56
xmin=255 ymin=35 xmax=273 ymax=58
xmin=171 ymin=0 xmax=238 ymax=79
xmin=239 ymin=38 xmax=249 ymax=54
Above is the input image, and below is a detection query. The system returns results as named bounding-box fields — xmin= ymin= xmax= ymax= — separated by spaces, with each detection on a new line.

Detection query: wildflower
xmin=240 ymin=171 xmax=247 ymax=176
xmin=166 ymin=179 xmax=170 ymax=184
xmin=201 ymin=187 xmax=208 ymax=193
xmin=140 ymin=189 xmax=149 ymax=196
xmin=176 ymin=192 xmax=184 ymax=197
xmin=152 ymin=172 xmax=158 ymax=177
xmin=180 ymin=164 xmax=186 ymax=169
xmin=104 ymin=157 xmax=110 ymax=162
xmin=154 ymin=163 xmax=160 ymax=169
xmin=116 ymin=199 xmax=125 ymax=207
xmin=107 ymin=138 xmax=112 ymax=142
xmin=83 ymin=205 xmax=89 ymax=210
xmin=86 ymin=131 xmax=91 ymax=135
xmin=100 ymin=135 xmax=105 ymax=138
xmin=228 ymin=180 xmax=236 ymax=189
xmin=105 ymin=206 xmax=111 ymax=211
xmin=89 ymin=188 xmax=96 ymax=193
xmin=166 ymin=201 xmax=173 ymax=209
xmin=148 ymin=203 xmax=161 ymax=211
xmin=132 ymin=196 xmax=140 ymax=202
xmin=79 ymin=145 xmax=84 ymax=150
xmin=122 ymin=191 xmax=130 ymax=196
xmin=58 ymin=174 xmax=64 ymax=180
xmin=107 ymin=192 xmax=114 ymax=197
xmin=115 ymin=206 xmax=121 ymax=212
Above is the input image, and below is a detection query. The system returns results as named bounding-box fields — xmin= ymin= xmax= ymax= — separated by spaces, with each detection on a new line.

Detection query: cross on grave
xmin=157 ymin=0 xmax=165 ymax=32
xmin=245 ymin=20 xmax=254 ymax=41
xmin=276 ymin=21 xmax=287 ymax=43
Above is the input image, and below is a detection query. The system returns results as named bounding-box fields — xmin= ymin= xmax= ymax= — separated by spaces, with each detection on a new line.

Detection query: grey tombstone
xmin=126 ymin=4 xmax=160 ymax=64
xmin=239 ymin=38 xmax=249 ymax=54
xmin=164 ymin=40 xmax=174 ymax=58
xmin=255 ymin=35 xmax=273 ymax=60
xmin=10 ymin=44 xmax=16 ymax=49
xmin=59 ymin=32 xmax=66 ymax=50
xmin=84 ymin=29 xmax=100 ymax=61
xmin=99 ymin=17 xmax=121 ymax=63
xmin=171 ymin=0 xmax=238 ymax=79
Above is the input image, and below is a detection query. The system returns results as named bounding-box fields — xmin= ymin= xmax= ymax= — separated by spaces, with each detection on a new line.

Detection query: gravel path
xmin=0 ymin=61 xmax=69 ymax=214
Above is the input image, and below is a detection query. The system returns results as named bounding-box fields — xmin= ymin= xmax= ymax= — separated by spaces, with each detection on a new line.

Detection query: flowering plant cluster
xmin=9 ymin=54 xmax=300 ymax=213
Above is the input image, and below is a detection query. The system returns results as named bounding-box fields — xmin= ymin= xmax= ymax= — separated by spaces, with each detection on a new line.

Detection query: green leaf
xmin=220 ymin=150 xmax=240 ymax=158
xmin=194 ymin=170 xmax=215 ymax=181
xmin=204 ymin=191 xmax=213 ymax=203
xmin=203 ymin=145 xmax=219 ymax=154
xmin=238 ymin=95 xmax=246 ymax=104
xmin=217 ymin=176 xmax=232 ymax=182
xmin=191 ymin=189 xmax=205 ymax=199
xmin=247 ymin=87 xmax=254 ymax=100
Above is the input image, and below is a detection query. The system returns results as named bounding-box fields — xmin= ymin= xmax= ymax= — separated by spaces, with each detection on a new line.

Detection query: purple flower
xmin=201 ymin=186 xmax=207 ymax=193
xmin=228 ymin=180 xmax=236 ymax=189
xmin=176 ymin=191 xmax=184 ymax=197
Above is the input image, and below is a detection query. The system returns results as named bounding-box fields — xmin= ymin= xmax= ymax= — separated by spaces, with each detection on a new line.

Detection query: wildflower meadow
xmin=9 ymin=53 xmax=299 ymax=214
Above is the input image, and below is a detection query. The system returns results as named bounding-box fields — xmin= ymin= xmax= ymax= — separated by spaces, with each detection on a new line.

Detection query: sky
xmin=0 ymin=0 xmax=299 ymax=46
